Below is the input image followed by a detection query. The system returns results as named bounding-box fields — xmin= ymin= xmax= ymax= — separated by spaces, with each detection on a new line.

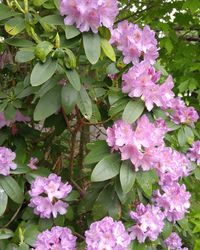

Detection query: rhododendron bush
xmin=0 ymin=0 xmax=200 ymax=249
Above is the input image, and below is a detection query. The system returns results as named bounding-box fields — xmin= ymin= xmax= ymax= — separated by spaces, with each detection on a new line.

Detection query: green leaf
xmin=30 ymin=58 xmax=57 ymax=86
xmin=0 ymin=176 xmax=23 ymax=204
xmin=109 ymin=97 xmax=129 ymax=118
xmin=64 ymin=48 xmax=76 ymax=69
xmin=77 ymin=86 xmax=92 ymax=119
xmin=120 ymin=161 xmax=136 ymax=193
xmin=162 ymin=221 xmax=173 ymax=238
xmin=66 ymin=69 xmax=81 ymax=91
xmin=4 ymin=104 xmax=16 ymax=120
xmin=84 ymin=140 xmax=110 ymax=165
xmin=83 ymin=32 xmax=101 ymax=64
xmin=136 ymin=170 xmax=158 ymax=197
xmin=15 ymin=50 xmax=35 ymax=63
xmin=184 ymin=126 xmax=194 ymax=144
xmin=0 ymin=229 xmax=14 ymax=240
xmin=122 ymin=99 xmax=144 ymax=124
xmin=178 ymin=127 xmax=187 ymax=147
xmin=91 ymin=154 xmax=121 ymax=182
xmin=61 ymin=84 xmax=78 ymax=114
xmin=24 ymin=224 xmax=40 ymax=246
xmin=194 ymin=168 xmax=200 ymax=180
xmin=34 ymin=85 xmax=61 ymax=121
xmin=42 ymin=14 xmax=64 ymax=25
xmin=101 ymin=38 xmax=116 ymax=62
xmin=34 ymin=41 xmax=53 ymax=63
xmin=6 ymin=38 xmax=35 ymax=47
xmin=18 ymin=243 xmax=29 ymax=250
xmin=0 ymin=4 xmax=17 ymax=21
xmin=65 ymin=25 xmax=80 ymax=39
xmin=5 ymin=17 xmax=25 ymax=36
xmin=0 ymin=185 xmax=8 ymax=216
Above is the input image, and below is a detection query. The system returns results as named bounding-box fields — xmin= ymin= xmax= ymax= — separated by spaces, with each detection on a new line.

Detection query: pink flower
xmin=187 ymin=140 xmax=200 ymax=165
xmin=154 ymin=183 xmax=191 ymax=222
xmin=34 ymin=226 xmax=76 ymax=250
xmin=164 ymin=232 xmax=188 ymax=250
xmin=0 ymin=110 xmax=30 ymax=129
xmin=129 ymin=204 xmax=165 ymax=243
xmin=29 ymin=174 xmax=72 ymax=218
xmin=28 ymin=157 xmax=38 ymax=170
xmin=85 ymin=217 xmax=131 ymax=250
xmin=106 ymin=120 xmax=134 ymax=151
xmin=60 ymin=0 xmax=119 ymax=33
xmin=167 ymin=97 xmax=199 ymax=125
xmin=111 ymin=21 xmax=158 ymax=64
xmin=122 ymin=61 xmax=174 ymax=111
xmin=0 ymin=147 xmax=16 ymax=176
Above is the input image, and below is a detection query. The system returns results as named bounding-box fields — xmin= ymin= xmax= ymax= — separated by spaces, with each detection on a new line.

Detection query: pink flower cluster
xmin=106 ymin=115 xmax=167 ymax=171
xmin=85 ymin=216 xmax=131 ymax=250
xmin=154 ymin=183 xmax=191 ymax=222
xmin=60 ymin=0 xmax=119 ymax=33
xmin=0 ymin=110 xmax=30 ymax=129
xmin=128 ymin=204 xmax=165 ymax=243
xmin=110 ymin=21 xmax=158 ymax=64
xmin=34 ymin=226 xmax=76 ymax=250
xmin=28 ymin=157 xmax=38 ymax=170
xmin=167 ymin=97 xmax=199 ymax=125
xmin=165 ymin=232 xmax=188 ymax=250
xmin=122 ymin=61 xmax=174 ymax=111
xmin=187 ymin=140 xmax=200 ymax=165
xmin=0 ymin=147 xmax=16 ymax=176
xmin=29 ymin=174 xmax=72 ymax=218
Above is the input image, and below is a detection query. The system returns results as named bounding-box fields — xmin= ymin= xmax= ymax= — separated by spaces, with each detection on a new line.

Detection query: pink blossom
xmin=85 ymin=216 xmax=131 ymax=250
xmin=122 ymin=61 xmax=174 ymax=111
xmin=111 ymin=21 xmax=158 ymax=64
xmin=60 ymin=0 xmax=119 ymax=33
xmin=129 ymin=204 xmax=165 ymax=243
xmin=28 ymin=157 xmax=38 ymax=170
xmin=0 ymin=110 xmax=30 ymax=129
xmin=187 ymin=140 xmax=200 ymax=165
xmin=29 ymin=174 xmax=72 ymax=218
xmin=0 ymin=147 xmax=16 ymax=176
xmin=154 ymin=183 xmax=191 ymax=222
xmin=34 ymin=226 xmax=76 ymax=250
xmin=167 ymin=97 xmax=199 ymax=125
xmin=164 ymin=232 xmax=188 ymax=250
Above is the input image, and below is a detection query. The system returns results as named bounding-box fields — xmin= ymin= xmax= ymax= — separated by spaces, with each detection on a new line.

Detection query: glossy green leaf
xmin=42 ymin=14 xmax=63 ymax=25
xmin=122 ymin=99 xmax=144 ymax=124
xmin=30 ymin=58 xmax=57 ymax=86
xmin=15 ymin=50 xmax=35 ymax=63
xmin=101 ymin=38 xmax=116 ymax=62
xmin=0 ymin=4 xmax=17 ymax=21
xmin=83 ymin=32 xmax=101 ymax=64
xmin=0 ymin=176 xmax=23 ymax=204
xmin=91 ymin=154 xmax=121 ymax=182
xmin=34 ymin=85 xmax=61 ymax=121
xmin=0 ymin=185 xmax=8 ymax=216
xmin=120 ymin=161 xmax=136 ymax=193
xmin=6 ymin=38 xmax=35 ymax=47
xmin=61 ymin=84 xmax=78 ymax=114
xmin=66 ymin=69 xmax=81 ymax=91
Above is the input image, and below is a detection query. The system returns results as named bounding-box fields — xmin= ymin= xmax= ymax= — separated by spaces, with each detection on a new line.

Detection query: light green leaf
xmin=83 ymin=32 xmax=101 ymax=64
xmin=30 ymin=58 xmax=57 ymax=86
xmin=91 ymin=154 xmax=121 ymax=182
xmin=15 ymin=50 xmax=35 ymax=63
xmin=34 ymin=85 xmax=61 ymax=121
xmin=0 ymin=4 xmax=17 ymax=21
xmin=122 ymin=99 xmax=144 ymax=124
xmin=0 ymin=176 xmax=23 ymax=204
xmin=42 ymin=14 xmax=63 ymax=25
xmin=6 ymin=38 xmax=35 ymax=47
xmin=120 ymin=161 xmax=136 ymax=193
xmin=101 ymin=38 xmax=116 ymax=62
xmin=5 ymin=17 xmax=25 ymax=35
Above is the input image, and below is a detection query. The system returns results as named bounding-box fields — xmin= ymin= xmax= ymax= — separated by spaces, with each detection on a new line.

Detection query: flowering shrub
xmin=0 ymin=0 xmax=199 ymax=250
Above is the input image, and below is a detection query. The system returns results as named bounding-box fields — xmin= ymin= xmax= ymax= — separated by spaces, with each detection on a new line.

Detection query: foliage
xmin=0 ymin=0 xmax=199 ymax=249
